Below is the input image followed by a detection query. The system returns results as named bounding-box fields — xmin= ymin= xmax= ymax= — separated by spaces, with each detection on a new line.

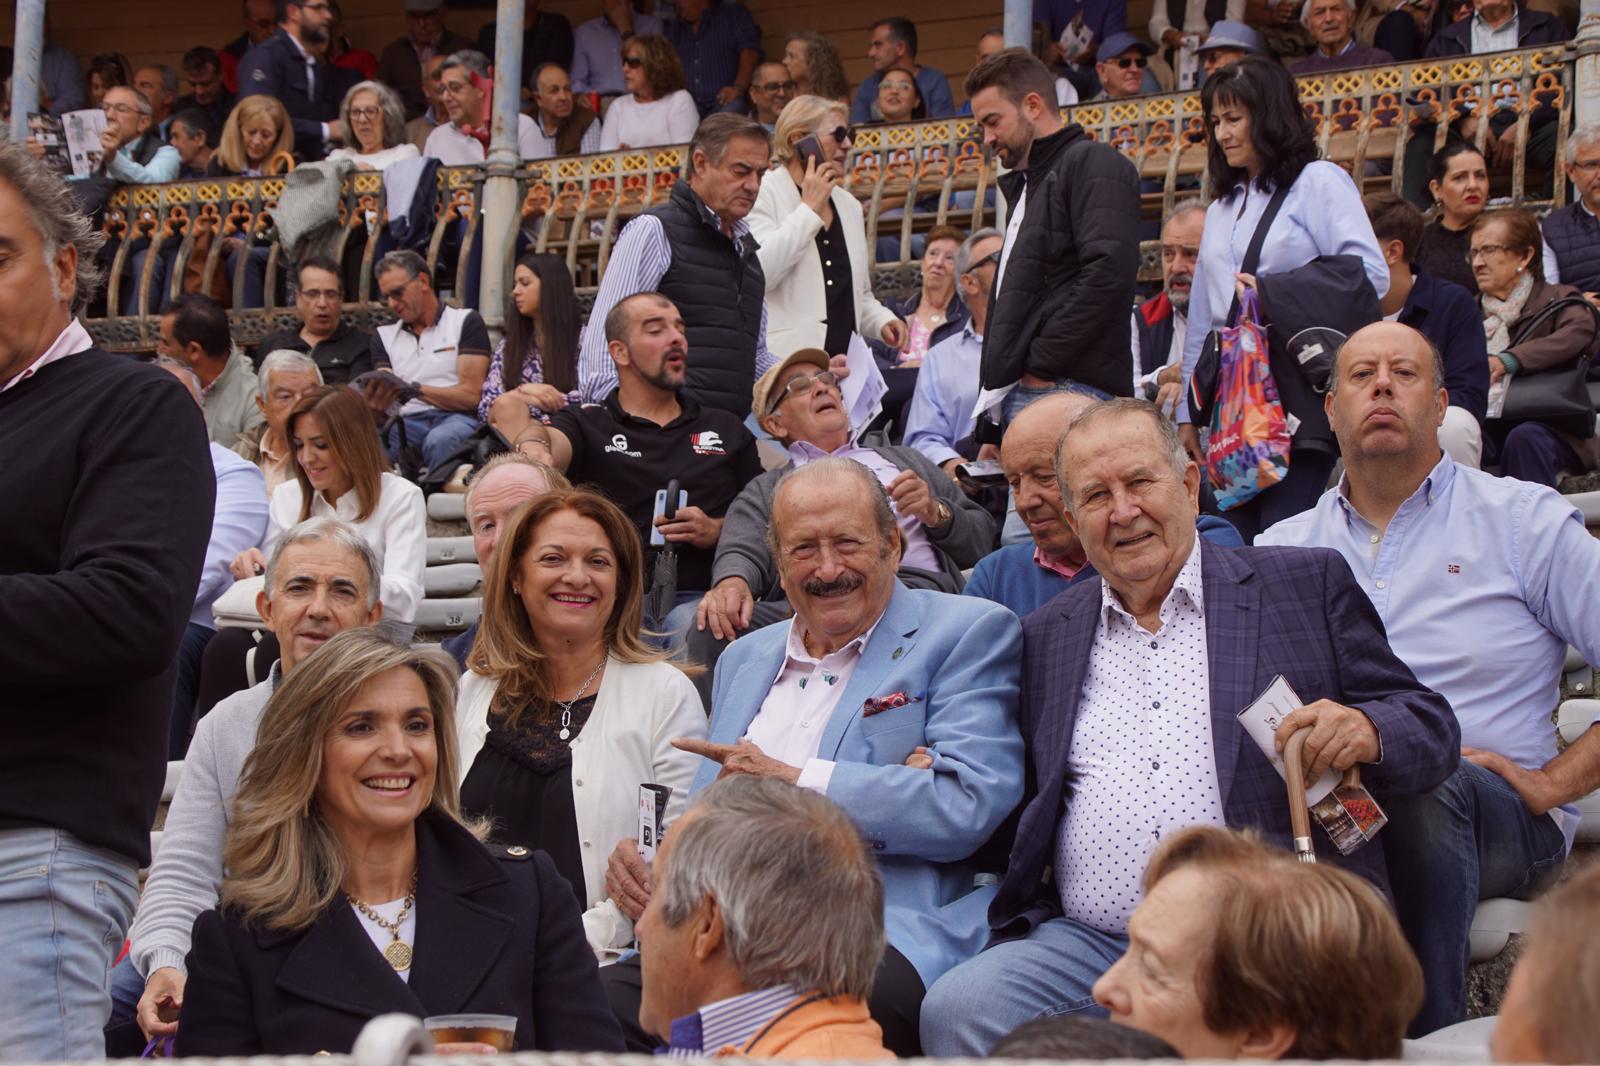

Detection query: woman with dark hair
xmin=1415 ymin=142 xmax=1489 ymax=295
xmin=456 ymin=489 xmax=704 ymax=957
xmin=481 ymin=253 xmax=583 ymax=453
xmin=1178 ymin=55 xmax=1388 ymax=540
xmin=1471 ymin=208 xmax=1600 ymax=486
xmin=598 ymin=33 xmax=699 ymax=151
xmin=87 ymin=52 xmax=132 ymax=108
xmin=784 ymin=31 xmax=850 ymax=104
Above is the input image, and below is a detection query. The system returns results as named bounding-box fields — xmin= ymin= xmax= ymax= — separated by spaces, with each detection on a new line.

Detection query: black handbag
xmin=1495 ymin=295 xmax=1600 ymax=440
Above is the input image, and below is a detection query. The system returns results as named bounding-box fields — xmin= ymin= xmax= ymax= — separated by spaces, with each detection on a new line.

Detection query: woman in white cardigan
xmin=747 ymin=94 xmax=907 ymax=359
xmin=454 ymin=488 xmax=704 ymax=959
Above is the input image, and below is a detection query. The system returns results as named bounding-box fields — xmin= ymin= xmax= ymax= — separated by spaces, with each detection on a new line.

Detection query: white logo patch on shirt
xmin=605 ymin=433 xmax=642 ymax=458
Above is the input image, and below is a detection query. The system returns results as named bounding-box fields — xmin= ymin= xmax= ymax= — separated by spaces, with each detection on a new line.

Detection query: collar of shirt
xmin=204 ymin=350 xmax=244 ymax=396
xmin=665 ymin=986 xmax=799 ymax=1057
xmin=1100 ymin=539 xmax=1204 ymax=633
xmin=1472 ymin=9 xmax=1518 ymax=44
xmin=787 ymin=438 xmax=861 ymax=465
xmin=1 ymin=318 xmax=93 ymax=394
xmin=960 ymin=318 xmax=983 ymax=345
xmin=401 ymin=300 xmax=449 ymax=339
xmin=686 ymin=186 xmax=751 ymax=242
xmin=781 ymin=611 xmax=883 ymax=681
xmin=1034 ymin=544 xmax=1084 ymax=580
xmin=1334 ymin=450 xmax=1453 ymax=527
xmin=602 ymin=387 xmax=700 ymax=430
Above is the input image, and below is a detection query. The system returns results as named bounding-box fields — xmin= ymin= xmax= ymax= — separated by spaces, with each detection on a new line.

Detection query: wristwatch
xmin=931 ymin=499 xmax=953 ymax=531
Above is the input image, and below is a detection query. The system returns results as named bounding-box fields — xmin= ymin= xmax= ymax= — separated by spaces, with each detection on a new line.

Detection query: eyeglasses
xmin=1573 ymin=158 xmax=1600 ymax=173
xmin=381 ymin=277 xmax=418 ymax=302
xmin=299 ymin=288 xmax=341 ymax=304
xmin=758 ymin=79 xmax=797 ymax=94
xmin=438 ymin=80 xmax=471 ymax=96
xmin=1465 ymin=244 xmax=1516 ymax=262
xmin=349 ymin=106 xmax=381 ymax=120
xmin=102 ymin=102 xmax=142 ymax=116
xmin=622 ymin=56 xmax=644 ymax=69
xmin=970 ymin=250 xmax=1001 ymax=271
xmin=767 ymin=370 xmax=838 ymax=414
xmin=1111 ymin=55 xmax=1149 ymax=69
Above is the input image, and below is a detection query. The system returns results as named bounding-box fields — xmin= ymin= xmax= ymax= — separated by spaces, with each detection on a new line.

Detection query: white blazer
xmin=456 ymin=656 xmax=706 ymax=957
xmin=747 ymin=165 xmax=897 ymax=358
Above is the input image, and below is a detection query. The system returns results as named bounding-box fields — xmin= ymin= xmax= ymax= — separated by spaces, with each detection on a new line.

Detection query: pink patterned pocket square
xmin=862 ymin=691 xmax=925 ymax=716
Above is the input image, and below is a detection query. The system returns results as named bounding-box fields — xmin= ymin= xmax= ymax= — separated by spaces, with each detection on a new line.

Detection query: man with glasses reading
xmin=238 ymin=0 xmax=346 ymax=161
xmin=364 ymin=249 xmax=491 ymax=473
xmin=257 ymin=255 xmax=373 ymax=384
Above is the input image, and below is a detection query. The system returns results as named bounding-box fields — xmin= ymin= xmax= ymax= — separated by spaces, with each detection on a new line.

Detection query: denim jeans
xmin=0 ymin=829 xmax=139 ymax=1062
xmin=918 ymin=915 xmax=1127 ymax=1056
xmin=1000 ymin=380 xmax=1112 ymax=427
xmin=385 ymin=407 xmax=480 ymax=473
xmin=170 ymin=622 xmax=215 ymax=759
xmin=1381 ymin=760 xmax=1568 ymax=1036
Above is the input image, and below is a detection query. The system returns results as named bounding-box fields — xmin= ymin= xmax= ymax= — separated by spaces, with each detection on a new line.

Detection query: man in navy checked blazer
xmin=920 ymin=399 xmax=1459 ymax=1056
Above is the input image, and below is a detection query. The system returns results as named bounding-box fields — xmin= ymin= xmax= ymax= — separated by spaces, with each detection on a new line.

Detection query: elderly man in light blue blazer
xmin=602 ymin=456 xmax=1023 ymax=1057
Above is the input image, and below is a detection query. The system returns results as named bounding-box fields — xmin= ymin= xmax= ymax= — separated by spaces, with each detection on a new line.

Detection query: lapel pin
xmin=892 ymin=646 xmax=904 ymax=660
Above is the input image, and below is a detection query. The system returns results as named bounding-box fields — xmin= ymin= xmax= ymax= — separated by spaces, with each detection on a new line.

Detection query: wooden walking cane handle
xmin=1283 ymin=726 xmax=1364 ymax=862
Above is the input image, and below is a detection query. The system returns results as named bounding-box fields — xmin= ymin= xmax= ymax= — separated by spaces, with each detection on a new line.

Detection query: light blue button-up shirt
xmin=904 ymin=320 xmax=982 ymax=468
xmin=1177 ymin=160 xmax=1388 ymax=422
xmin=1258 ymin=456 xmax=1600 ymax=848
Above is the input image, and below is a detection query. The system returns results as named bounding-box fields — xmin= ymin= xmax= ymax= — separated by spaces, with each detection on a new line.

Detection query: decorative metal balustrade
xmin=82 ymin=45 xmax=1578 ymax=352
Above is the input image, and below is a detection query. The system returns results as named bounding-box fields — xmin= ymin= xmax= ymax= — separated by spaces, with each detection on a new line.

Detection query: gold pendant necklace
xmin=347 ymin=870 xmax=418 ymax=971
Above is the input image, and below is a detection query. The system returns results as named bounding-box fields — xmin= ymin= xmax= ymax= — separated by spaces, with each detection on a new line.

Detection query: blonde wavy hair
xmin=773 ymin=94 xmax=849 ymax=166
xmin=220 ymin=628 xmax=476 ymax=932
xmin=215 ymin=94 xmax=296 ymax=174
xmin=468 ymin=489 xmax=676 ymax=723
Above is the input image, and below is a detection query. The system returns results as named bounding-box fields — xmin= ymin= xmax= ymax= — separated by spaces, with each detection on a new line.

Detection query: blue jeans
xmin=1381 ymin=760 xmax=1567 ymax=1036
xmin=170 ymin=622 xmax=214 ymax=760
xmin=1000 ymin=380 xmax=1112 ymax=426
xmin=919 ymin=916 xmax=1127 ymax=1056
xmin=385 ymin=407 xmax=480 ymax=473
xmin=0 ymin=829 xmax=139 ymax=1062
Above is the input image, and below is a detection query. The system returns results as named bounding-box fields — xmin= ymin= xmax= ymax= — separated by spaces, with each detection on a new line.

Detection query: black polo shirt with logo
xmin=551 ymin=390 xmax=761 ymax=592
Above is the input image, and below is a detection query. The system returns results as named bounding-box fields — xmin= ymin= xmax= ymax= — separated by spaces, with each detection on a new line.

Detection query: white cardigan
xmin=747 ymin=165 xmax=897 ymax=357
xmin=456 ymin=656 xmax=706 ymax=957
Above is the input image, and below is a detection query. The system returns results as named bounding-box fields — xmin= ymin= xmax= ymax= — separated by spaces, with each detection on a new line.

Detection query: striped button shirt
xmin=666 ymin=985 xmax=799 ymax=1056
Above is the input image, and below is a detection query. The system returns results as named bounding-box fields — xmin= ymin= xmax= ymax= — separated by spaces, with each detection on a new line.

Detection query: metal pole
xmin=478 ymin=0 xmax=525 ymax=340
xmin=9 ymin=0 xmax=46 ymax=144
xmin=1576 ymin=0 xmax=1600 ymax=131
xmin=1002 ymin=0 xmax=1030 ymax=51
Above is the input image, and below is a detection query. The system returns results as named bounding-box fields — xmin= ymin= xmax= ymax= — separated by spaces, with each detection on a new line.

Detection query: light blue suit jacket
xmin=692 ymin=583 xmax=1025 ymax=987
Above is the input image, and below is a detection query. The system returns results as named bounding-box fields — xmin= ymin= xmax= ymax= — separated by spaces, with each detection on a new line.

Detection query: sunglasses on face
xmin=1111 ymin=55 xmax=1149 ymax=69
xmin=758 ymin=80 xmax=797 ymax=94
xmin=623 ymin=55 xmax=644 ymax=68
xmin=767 ymin=370 xmax=838 ymax=414
xmin=823 ymin=125 xmax=856 ymax=145
xmin=970 ymin=250 xmax=1001 ymax=271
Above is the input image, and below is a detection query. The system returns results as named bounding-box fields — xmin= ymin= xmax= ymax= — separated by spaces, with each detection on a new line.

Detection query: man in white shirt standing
xmin=423 ymin=49 xmax=540 ymax=165
xmin=366 ymin=250 xmax=492 ymax=472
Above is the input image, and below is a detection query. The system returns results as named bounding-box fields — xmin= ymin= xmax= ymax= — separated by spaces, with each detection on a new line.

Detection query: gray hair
xmin=145 ymin=64 xmax=180 ymax=99
xmin=657 ymin=776 xmax=885 ymax=1000
xmin=374 ymin=249 xmax=428 ymax=285
xmin=263 ymin=517 xmax=383 ymax=610
xmin=257 ymin=349 xmax=323 ymax=402
xmin=1301 ymin=0 xmax=1357 ymax=28
xmin=0 ymin=142 xmax=106 ymax=313
xmin=440 ymin=49 xmax=490 ymax=82
xmin=1565 ymin=120 xmax=1600 ymax=165
xmin=767 ymin=457 xmax=899 ymax=559
xmin=1054 ymin=398 xmax=1191 ymax=514
xmin=153 ymin=355 xmax=203 ymax=405
xmin=110 ymin=85 xmax=155 ymax=118
xmin=463 ymin=452 xmax=565 ymax=515
xmin=1167 ymin=198 xmax=1207 ymax=225
xmin=688 ymin=112 xmax=770 ymax=177
xmin=339 ymin=80 xmax=408 ymax=151
xmin=955 ymin=226 xmax=1003 ymax=276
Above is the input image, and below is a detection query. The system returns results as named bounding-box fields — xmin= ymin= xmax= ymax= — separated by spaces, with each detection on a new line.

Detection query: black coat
xmin=980 ymin=123 xmax=1142 ymax=398
xmin=237 ymin=29 xmax=340 ymax=160
xmin=1423 ymin=7 xmax=1568 ymax=57
xmin=175 ymin=811 xmax=627 ymax=1056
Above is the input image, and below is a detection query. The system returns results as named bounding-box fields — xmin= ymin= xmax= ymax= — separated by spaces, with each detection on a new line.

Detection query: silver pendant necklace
xmin=555 ymin=658 xmax=605 ymax=741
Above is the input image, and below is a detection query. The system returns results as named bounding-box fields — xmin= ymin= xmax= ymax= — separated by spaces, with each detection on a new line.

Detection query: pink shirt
xmin=1033 ymin=545 xmax=1083 ymax=581
xmin=1 ymin=319 xmax=92 ymax=394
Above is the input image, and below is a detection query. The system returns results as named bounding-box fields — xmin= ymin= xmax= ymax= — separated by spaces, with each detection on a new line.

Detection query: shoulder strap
xmin=1223 ymin=182 xmax=1292 ymax=326
xmin=1507 ymin=294 xmax=1600 ymax=350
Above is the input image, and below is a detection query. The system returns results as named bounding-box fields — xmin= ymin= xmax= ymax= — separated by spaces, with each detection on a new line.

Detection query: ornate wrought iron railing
xmin=83 ymin=45 xmax=1577 ymax=352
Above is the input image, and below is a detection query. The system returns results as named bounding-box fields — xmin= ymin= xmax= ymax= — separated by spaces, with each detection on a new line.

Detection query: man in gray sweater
xmin=682 ymin=350 xmax=995 ymax=701
xmin=123 ymin=519 xmax=383 ymax=1044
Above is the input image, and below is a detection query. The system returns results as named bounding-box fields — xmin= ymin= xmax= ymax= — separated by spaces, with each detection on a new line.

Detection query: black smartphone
xmin=795 ymin=134 xmax=825 ymax=168
xmin=956 ymin=459 xmax=1007 ymax=488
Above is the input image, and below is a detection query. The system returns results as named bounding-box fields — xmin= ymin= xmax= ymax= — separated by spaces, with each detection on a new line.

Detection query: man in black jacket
xmin=0 ymin=143 xmax=215 ymax=1060
xmin=238 ymin=0 xmax=346 ymax=160
xmin=965 ymin=48 xmax=1141 ymax=429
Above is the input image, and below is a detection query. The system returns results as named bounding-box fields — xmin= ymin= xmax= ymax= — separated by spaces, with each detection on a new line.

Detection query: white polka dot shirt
xmin=1054 ymin=544 xmax=1227 ymax=934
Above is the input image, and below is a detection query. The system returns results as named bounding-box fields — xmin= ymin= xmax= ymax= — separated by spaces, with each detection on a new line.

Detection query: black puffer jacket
xmin=980 ymin=123 xmax=1142 ymax=397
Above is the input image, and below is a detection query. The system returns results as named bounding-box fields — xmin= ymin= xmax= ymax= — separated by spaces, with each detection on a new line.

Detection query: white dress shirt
xmin=424 ymin=114 xmax=541 ymax=165
xmin=1055 ymin=544 xmax=1226 ymax=934
xmin=746 ymin=617 xmax=884 ymax=794
xmin=264 ymin=471 xmax=427 ymax=624
xmin=1471 ymin=10 xmax=1519 ymax=52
